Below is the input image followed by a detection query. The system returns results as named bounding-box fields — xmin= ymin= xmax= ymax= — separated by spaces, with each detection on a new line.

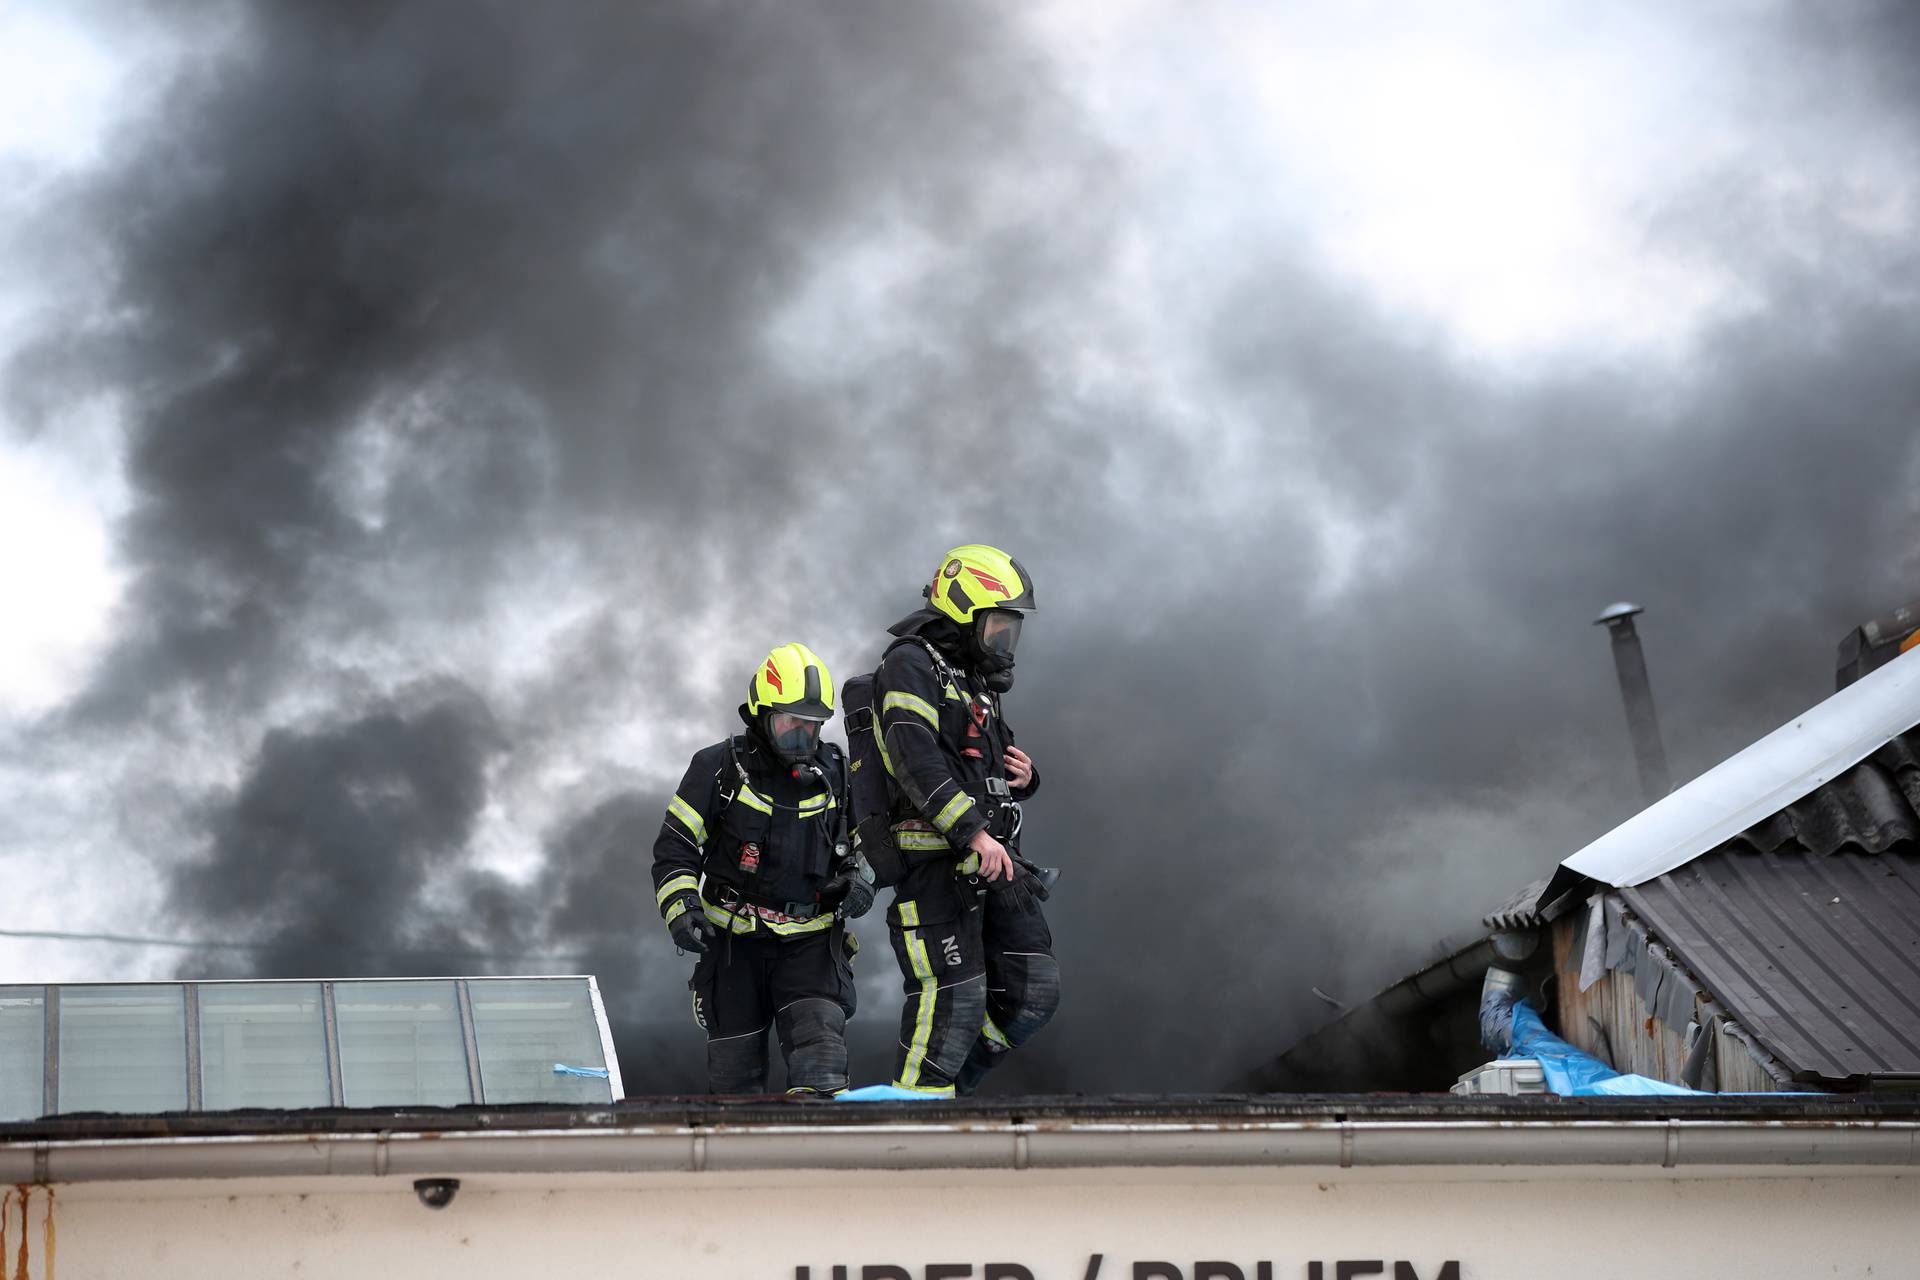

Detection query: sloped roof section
xmin=1621 ymin=731 xmax=1920 ymax=1086
xmin=1557 ymin=643 xmax=1920 ymax=891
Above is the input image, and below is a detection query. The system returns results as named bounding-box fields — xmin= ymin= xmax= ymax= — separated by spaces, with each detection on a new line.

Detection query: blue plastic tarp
xmin=1507 ymin=999 xmax=1709 ymax=1097
xmin=837 ymin=1084 xmax=948 ymax=1102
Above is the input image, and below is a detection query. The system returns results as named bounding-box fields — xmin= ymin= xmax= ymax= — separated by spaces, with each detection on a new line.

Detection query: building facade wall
xmin=3 ymin=1165 xmax=1914 ymax=1279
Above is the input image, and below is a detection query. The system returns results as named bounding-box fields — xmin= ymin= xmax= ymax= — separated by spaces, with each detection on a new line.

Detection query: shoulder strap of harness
xmin=720 ymin=734 xmax=847 ymax=817
xmin=884 ymin=634 xmax=962 ymax=689
xmin=712 ymin=735 xmax=747 ymax=824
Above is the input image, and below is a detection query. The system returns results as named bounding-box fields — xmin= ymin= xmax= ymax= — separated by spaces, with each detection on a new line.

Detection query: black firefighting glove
xmin=988 ymin=865 xmax=1051 ymax=915
xmin=666 ymin=894 xmax=715 ymax=955
xmin=820 ymin=860 xmax=877 ymax=920
xmin=1013 ymin=855 xmax=1060 ymax=894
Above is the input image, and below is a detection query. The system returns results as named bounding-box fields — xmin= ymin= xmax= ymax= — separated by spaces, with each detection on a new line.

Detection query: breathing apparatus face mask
xmin=766 ymin=711 xmax=824 ymax=762
xmin=973 ymin=610 xmax=1023 ymax=692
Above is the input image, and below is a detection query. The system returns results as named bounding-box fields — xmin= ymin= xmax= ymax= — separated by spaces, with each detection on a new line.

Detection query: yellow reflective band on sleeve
xmin=894 ymin=827 xmax=952 ymax=852
xmin=876 ymin=722 xmax=898 ymax=779
xmin=981 ymin=1015 xmax=1010 ymax=1049
xmin=954 ymin=851 xmax=981 ymax=875
xmin=931 ymin=792 xmax=974 ymax=834
xmin=655 ymin=873 xmax=699 ymax=908
xmin=943 ymin=681 xmax=963 ymax=703
xmin=899 ymin=925 xmax=939 ymax=1087
xmin=733 ymin=785 xmax=773 ymax=816
xmin=662 ymin=898 xmax=689 ymax=926
xmin=667 ymin=796 xmax=707 ymax=844
xmin=881 ymin=690 xmax=939 ymax=728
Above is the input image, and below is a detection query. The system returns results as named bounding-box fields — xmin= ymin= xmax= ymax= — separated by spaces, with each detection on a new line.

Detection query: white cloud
xmin=0 ymin=408 xmax=127 ymax=719
xmin=1031 ymin=0 xmax=1911 ymax=362
xmin=0 ymin=5 xmax=120 ymax=165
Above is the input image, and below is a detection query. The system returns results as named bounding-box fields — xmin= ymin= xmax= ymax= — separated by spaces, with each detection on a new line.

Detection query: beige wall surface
xmin=3 ymin=1165 xmax=1916 ymax=1280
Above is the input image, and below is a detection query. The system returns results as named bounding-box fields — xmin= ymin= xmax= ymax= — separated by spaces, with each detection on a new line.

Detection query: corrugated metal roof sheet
xmin=1483 ymin=875 xmax=1550 ymax=931
xmin=1621 ymin=730 xmax=1920 ymax=1086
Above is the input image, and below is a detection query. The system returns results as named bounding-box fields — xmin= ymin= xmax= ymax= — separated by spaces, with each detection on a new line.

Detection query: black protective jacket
xmin=650 ymin=731 xmax=846 ymax=938
xmin=873 ymin=633 xmax=1038 ymax=924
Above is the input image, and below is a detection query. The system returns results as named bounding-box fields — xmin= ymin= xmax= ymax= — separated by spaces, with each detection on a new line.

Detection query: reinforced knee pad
xmin=927 ymin=975 xmax=987 ymax=1085
xmin=777 ymin=998 xmax=849 ymax=1094
xmin=706 ymin=1025 xmax=770 ymax=1094
xmin=993 ymin=952 xmax=1061 ymax=1047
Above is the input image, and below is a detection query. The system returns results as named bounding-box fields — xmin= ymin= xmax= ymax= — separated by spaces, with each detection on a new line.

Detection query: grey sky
xmin=0 ymin=0 xmax=1915 ymax=1091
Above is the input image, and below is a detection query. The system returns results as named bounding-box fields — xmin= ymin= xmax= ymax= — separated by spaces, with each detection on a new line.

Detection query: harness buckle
xmin=984 ymin=777 xmax=1011 ymax=798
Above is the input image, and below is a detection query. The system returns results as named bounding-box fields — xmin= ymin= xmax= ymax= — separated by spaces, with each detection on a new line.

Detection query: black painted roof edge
xmin=5 ymin=1091 xmax=1917 ymax=1142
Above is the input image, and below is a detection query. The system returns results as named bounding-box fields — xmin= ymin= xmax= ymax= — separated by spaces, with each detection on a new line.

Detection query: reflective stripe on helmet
xmin=747 ymin=642 xmax=837 ymax=719
xmin=927 ymin=545 xmax=1037 ymax=624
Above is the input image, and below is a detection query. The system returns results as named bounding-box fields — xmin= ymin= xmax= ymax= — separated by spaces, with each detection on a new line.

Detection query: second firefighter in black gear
xmin=650 ymin=642 xmax=875 ymax=1094
xmin=875 ymin=544 xmax=1058 ymax=1097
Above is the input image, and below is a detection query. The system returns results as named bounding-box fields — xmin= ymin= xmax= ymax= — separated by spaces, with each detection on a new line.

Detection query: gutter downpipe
xmin=1 ymin=1120 xmax=1915 ymax=1183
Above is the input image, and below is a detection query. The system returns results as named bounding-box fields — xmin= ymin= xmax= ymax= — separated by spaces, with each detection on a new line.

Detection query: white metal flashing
xmin=586 ymin=975 xmax=625 ymax=1100
xmin=1564 ymin=643 xmax=1920 ymax=888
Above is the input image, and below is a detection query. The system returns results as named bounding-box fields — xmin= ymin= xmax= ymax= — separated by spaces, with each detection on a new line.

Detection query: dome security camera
xmin=413 ymin=1177 xmax=460 ymax=1210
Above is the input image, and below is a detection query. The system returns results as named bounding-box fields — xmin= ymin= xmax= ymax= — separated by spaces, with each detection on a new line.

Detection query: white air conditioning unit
xmin=1451 ymin=1057 xmax=1547 ymax=1096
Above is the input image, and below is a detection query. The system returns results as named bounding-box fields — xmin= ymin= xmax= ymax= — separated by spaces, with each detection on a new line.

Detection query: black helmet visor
xmin=768 ymin=710 xmax=824 ymax=758
xmin=977 ymin=609 xmax=1023 ymax=657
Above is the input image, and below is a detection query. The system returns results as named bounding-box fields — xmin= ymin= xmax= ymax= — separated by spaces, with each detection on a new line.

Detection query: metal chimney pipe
xmin=1594 ymin=602 xmax=1671 ymax=803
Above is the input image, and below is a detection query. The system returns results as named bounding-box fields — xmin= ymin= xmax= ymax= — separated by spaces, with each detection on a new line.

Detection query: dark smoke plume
xmin=5 ymin=1 xmax=1920 ymax=1093
xmin=170 ymin=681 xmax=511 ymax=977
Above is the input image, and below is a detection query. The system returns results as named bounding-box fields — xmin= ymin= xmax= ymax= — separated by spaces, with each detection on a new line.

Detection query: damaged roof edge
xmin=1558 ymin=644 xmax=1920 ymax=892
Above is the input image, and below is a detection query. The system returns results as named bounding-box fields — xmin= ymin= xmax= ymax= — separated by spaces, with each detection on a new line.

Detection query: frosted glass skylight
xmin=0 ymin=977 xmax=620 ymax=1121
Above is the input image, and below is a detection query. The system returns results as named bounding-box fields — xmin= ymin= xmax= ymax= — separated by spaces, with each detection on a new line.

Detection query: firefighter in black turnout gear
xmin=651 ymin=643 xmax=875 ymax=1094
xmin=875 ymin=545 xmax=1056 ymax=1096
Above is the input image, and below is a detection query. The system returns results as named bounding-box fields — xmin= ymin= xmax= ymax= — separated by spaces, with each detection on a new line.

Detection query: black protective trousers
xmin=888 ymin=885 xmax=1059 ymax=1097
xmin=689 ymin=924 xmax=856 ymax=1094
xmin=958 ymin=885 xmax=1060 ymax=1093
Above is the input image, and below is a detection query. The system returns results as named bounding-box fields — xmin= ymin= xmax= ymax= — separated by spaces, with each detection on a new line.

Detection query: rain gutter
xmin=2 ymin=1119 xmax=1915 ymax=1183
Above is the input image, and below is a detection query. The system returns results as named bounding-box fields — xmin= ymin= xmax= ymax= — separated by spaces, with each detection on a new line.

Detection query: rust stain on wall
xmin=2 ymin=1186 xmax=52 ymax=1280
